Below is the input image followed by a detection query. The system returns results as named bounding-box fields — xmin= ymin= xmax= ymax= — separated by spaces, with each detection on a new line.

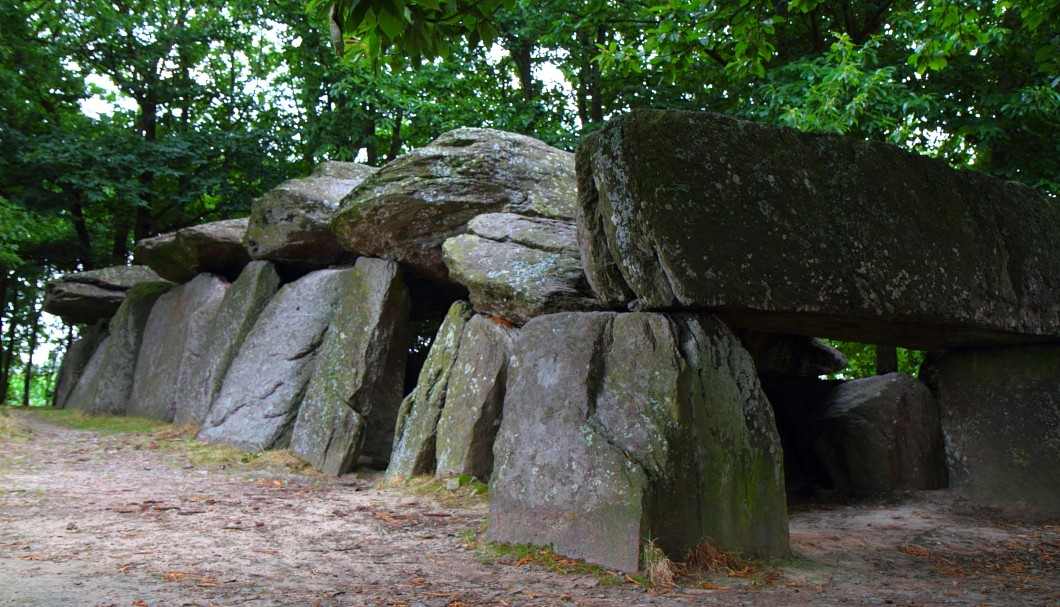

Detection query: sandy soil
xmin=1 ymin=408 xmax=1056 ymax=607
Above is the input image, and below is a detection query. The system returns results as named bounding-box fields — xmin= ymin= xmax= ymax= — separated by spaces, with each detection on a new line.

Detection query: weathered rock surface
xmin=133 ymin=219 xmax=251 ymax=283
xmin=175 ymin=261 xmax=281 ymax=427
xmin=43 ymin=266 xmax=169 ymax=325
xmin=290 ymin=258 xmax=411 ymax=476
xmin=488 ymin=312 xmax=788 ymax=572
xmin=198 ymin=269 xmax=347 ymax=451
xmin=813 ymin=373 xmax=945 ymax=493
xmin=434 ymin=315 xmax=514 ymax=480
xmin=65 ymin=282 xmax=173 ymax=414
xmin=442 ymin=213 xmax=599 ymax=324
xmin=127 ymin=274 xmax=228 ymax=421
xmin=738 ymin=330 xmax=848 ymax=378
xmin=52 ymin=321 xmax=108 ymax=409
xmin=332 ymin=128 xmax=577 ymax=281
xmin=386 ymin=302 xmax=474 ymax=480
xmin=244 ymin=162 xmax=376 ymax=269
xmin=577 ymin=110 xmax=1060 ymax=349
xmin=937 ymin=345 xmax=1060 ymax=513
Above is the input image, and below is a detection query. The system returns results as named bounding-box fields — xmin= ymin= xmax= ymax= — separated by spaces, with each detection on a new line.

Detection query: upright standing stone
xmin=290 ymin=258 xmax=411 ymax=475
xmin=435 ymin=315 xmax=514 ymax=479
xmin=386 ymin=302 xmax=474 ymax=480
xmin=488 ymin=312 xmax=788 ymax=572
xmin=812 ymin=373 xmax=946 ymax=493
xmin=577 ymin=110 xmax=1060 ymax=349
xmin=65 ymin=282 xmax=173 ymax=414
xmin=127 ymin=274 xmax=228 ymax=421
xmin=52 ymin=321 xmax=108 ymax=409
xmin=937 ymin=345 xmax=1060 ymax=513
xmin=198 ymin=269 xmax=347 ymax=451
xmin=175 ymin=261 xmax=281 ymax=427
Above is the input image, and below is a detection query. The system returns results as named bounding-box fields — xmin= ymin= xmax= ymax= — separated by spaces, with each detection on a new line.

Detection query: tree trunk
xmin=508 ymin=41 xmax=535 ymax=102
xmin=876 ymin=345 xmax=898 ymax=375
xmin=20 ymin=300 xmax=42 ymax=406
xmin=387 ymin=108 xmax=404 ymax=162
xmin=69 ymin=202 xmax=96 ymax=270
xmin=0 ymin=280 xmax=20 ymax=403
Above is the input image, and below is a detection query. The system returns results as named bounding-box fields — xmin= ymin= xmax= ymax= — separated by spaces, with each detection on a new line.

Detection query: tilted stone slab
xmin=937 ymin=345 xmax=1060 ymax=513
xmin=290 ymin=258 xmax=411 ymax=476
xmin=133 ymin=218 xmax=251 ymax=283
xmin=198 ymin=269 xmax=347 ymax=451
xmin=332 ymin=128 xmax=577 ymax=282
xmin=577 ymin=110 xmax=1060 ymax=349
xmin=434 ymin=314 xmax=514 ymax=480
xmin=244 ymin=162 xmax=376 ymax=269
xmin=442 ymin=213 xmax=600 ymax=325
xmin=43 ymin=266 xmax=169 ymax=325
xmin=488 ymin=311 xmax=788 ymax=572
xmin=64 ymin=282 xmax=173 ymax=414
xmin=127 ymin=274 xmax=228 ymax=421
xmin=175 ymin=261 xmax=281 ymax=427
xmin=386 ymin=301 xmax=474 ymax=480
xmin=53 ymin=321 xmax=108 ymax=408
xmin=813 ymin=373 xmax=945 ymax=493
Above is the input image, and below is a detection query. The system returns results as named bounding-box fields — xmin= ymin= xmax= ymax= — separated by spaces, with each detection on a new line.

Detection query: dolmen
xmin=48 ymin=112 xmax=1060 ymax=573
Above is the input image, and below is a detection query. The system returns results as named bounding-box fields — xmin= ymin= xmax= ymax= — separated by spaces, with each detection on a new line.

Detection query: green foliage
xmin=313 ymin=0 xmax=511 ymax=65
xmin=826 ymin=341 xmax=927 ymax=379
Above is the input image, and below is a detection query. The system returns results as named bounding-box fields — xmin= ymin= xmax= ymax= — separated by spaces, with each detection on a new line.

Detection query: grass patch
xmin=181 ymin=441 xmax=312 ymax=473
xmin=486 ymin=543 xmax=623 ymax=583
xmin=0 ymin=407 xmax=31 ymax=441
xmin=34 ymin=409 xmax=171 ymax=435
xmin=642 ymin=539 xmax=678 ymax=587
xmin=383 ymin=473 xmax=490 ymax=506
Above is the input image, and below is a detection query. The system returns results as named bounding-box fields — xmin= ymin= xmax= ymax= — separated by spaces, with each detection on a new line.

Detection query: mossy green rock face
xmin=43 ymin=265 xmax=169 ymax=325
xmin=487 ymin=311 xmax=789 ymax=572
xmin=128 ymin=274 xmax=228 ymax=421
xmin=386 ymin=301 xmax=474 ymax=481
xmin=199 ymin=268 xmax=347 ymax=451
xmin=442 ymin=213 xmax=600 ymax=325
xmin=244 ymin=162 xmax=376 ymax=270
xmin=133 ymin=218 xmax=251 ymax=283
xmin=65 ymin=281 xmax=174 ymax=415
xmin=435 ymin=315 xmax=515 ymax=480
xmin=53 ymin=321 xmax=108 ymax=408
xmin=332 ymin=128 xmax=576 ymax=282
xmin=290 ymin=258 xmax=411 ymax=476
xmin=813 ymin=373 xmax=945 ymax=493
xmin=937 ymin=345 xmax=1060 ymax=513
xmin=176 ymin=261 xmax=281 ymax=427
xmin=577 ymin=110 xmax=1060 ymax=349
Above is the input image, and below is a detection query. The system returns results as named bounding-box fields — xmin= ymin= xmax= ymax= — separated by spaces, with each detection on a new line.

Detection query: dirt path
xmin=1 ymin=408 xmax=1056 ymax=607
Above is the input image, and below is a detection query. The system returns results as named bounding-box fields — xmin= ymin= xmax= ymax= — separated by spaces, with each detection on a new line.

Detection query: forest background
xmin=1 ymin=0 xmax=1056 ymax=405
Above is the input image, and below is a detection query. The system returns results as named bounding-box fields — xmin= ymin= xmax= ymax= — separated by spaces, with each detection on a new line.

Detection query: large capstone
xmin=127 ymin=274 xmax=228 ymax=421
xmin=332 ymin=128 xmax=576 ymax=282
xmin=812 ymin=373 xmax=946 ymax=493
xmin=290 ymin=258 xmax=411 ymax=476
xmin=198 ymin=268 xmax=347 ymax=451
xmin=175 ymin=261 xmax=281 ymax=427
xmin=244 ymin=162 xmax=376 ymax=270
xmin=52 ymin=321 xmax=108 ymax=409
xmin=937 ymin=345 xmax=1060 ymax=513
xmin=64 ymin=282 xmax=173 ymax=414
xmin=487 ymin=311 xmax=789 ymax=572
xmin=442 ymin=212 xmax=600 ymax=324
xmin=577 ymin=110 xmax=1060 ymax=349
xmin=386 ymin=301 xmax=474 ymax=480
xmin=43 ymin=266 xmax=169 ymax=325
xmin=133 ymin=218 xmax=251 ymax=283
